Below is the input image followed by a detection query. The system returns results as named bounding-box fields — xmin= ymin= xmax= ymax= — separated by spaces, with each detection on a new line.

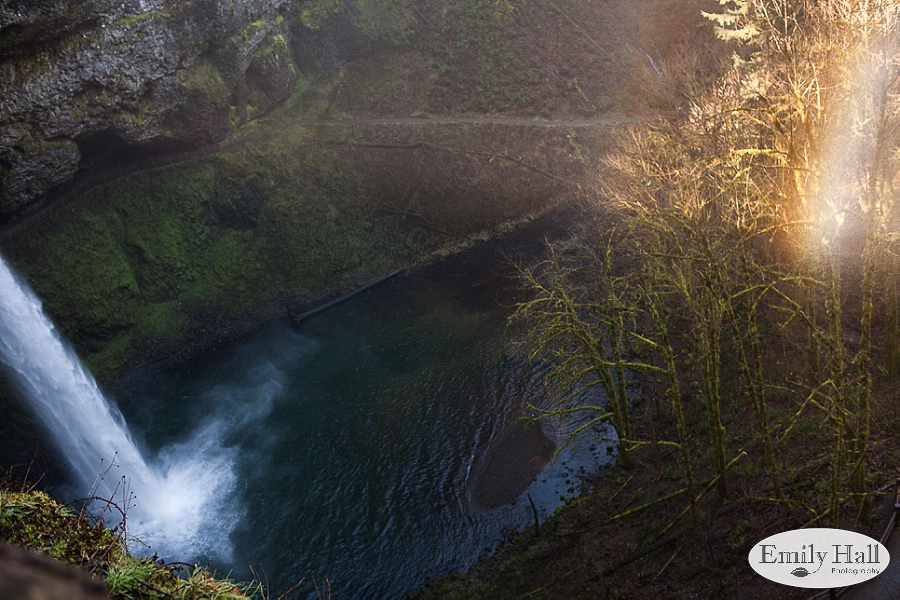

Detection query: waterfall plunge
xmin=0 ymin=253 xmax=239 ymax=561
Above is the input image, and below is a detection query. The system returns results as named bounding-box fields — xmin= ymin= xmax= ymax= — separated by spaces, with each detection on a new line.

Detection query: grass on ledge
xmin=0 ymin=475 xmax=257 ymax=599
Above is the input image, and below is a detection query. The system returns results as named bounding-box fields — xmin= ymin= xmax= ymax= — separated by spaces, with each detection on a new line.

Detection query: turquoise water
xmin=6 ymin=218 xmax=616 ymax=598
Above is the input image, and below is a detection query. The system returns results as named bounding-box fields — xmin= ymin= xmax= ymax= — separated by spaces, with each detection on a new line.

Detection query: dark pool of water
xmin=7 ymin=214 xmax=617 ymax=598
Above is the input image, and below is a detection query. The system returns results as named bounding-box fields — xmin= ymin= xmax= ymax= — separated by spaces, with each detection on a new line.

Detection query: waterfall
xmin=0 ymin=252 xmax=239 ymax=561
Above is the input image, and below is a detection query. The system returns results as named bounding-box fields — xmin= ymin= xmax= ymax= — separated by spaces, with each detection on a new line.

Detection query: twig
xmin=606 ymin=475 xmax=634 ymax=506
xmin=527 ymin=493 xmax=541 ymax=536
xmin=657 ymin=451 xmax=748 ymax=538
xmin=599 ymin=486 xmax=689 ymax=527
xmin=138 ymin=576 xmax=177 ymax=598
xmin=277 ymin=578 xmax=306 ymax=600
xmin=654 ymin=544 xmax=682 ymax=579
xmin=412 ymin=5 xmax=433 ymax=28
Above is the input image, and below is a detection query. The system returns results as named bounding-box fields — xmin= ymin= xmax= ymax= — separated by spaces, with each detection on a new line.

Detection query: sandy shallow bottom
xmin=474 ymin=417 xmax=556 ymax=509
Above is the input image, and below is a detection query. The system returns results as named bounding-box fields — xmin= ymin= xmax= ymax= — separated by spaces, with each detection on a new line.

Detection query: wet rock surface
xmin=0 ymin=0 xmax=303 ymax=214
xmin=0 ymin=543 xmax=107 ymax=600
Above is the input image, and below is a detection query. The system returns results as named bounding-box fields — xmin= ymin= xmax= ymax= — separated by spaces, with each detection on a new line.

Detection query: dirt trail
xmin=0 ymin=115 xmax=635 ymax=243
xmin=289 ymin=116 xmax=641 ymax=127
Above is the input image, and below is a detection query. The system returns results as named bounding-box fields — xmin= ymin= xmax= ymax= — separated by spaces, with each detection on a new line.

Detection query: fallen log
xmin=289 ymin=267 xmax=405 ymax=326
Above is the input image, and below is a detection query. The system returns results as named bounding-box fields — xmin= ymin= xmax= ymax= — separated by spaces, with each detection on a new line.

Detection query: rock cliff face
xmin=0 ymin=0 xmax=699 ymax=383
xmin=0 ymin=0 xmax=305 ymax=215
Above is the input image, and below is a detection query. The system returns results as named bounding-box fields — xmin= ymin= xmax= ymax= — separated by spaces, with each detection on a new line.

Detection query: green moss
xmin=297 ymin=0 xmax=413 ymax=44
xmin=327 ymin=47 xmax=433 ymax=118
xmin=350 ymin=0 xmax=414 ymax=45
xmin=85 ymin=332 xmax=135 ymax=381
xmin=12 ymin=211 xmax=139 ymax=345
xmin=1 ymin=489 xmax=115 ymax=564
xmin=179 ymin=58 xmax=230 ymax=104
xmin=109 ymin=10 xmax=172 ymax=30
xmin=0 ymin=486 xmax=258 ymax=598
xmin=2 ymin=114 xmax=610 ymax=382
xmin=300 ymin=0 xmax=340 ymax=30
xmin=135 ymin=301 xmax=187 ymax=344
xmin=247 ymin=19 xmax=269 ymax=36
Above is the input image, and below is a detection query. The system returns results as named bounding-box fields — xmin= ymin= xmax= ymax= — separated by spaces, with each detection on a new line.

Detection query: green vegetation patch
xmin=109 ymin=10 xmax=172 ymax=30
xmin=0 ymin=485 xmax=256 ymax=598
xmin=300 ymin=0 xmax=413 ymax=44
xmin=299 ymin=0 xmax=341 ymax=31
xmin=179 ymin=58 xmax=231 ymax=105
xmin=349 ymin=0 xmax=415 ymax=45
xmin=2 ymin=117 xmax=599 ymax=382
xmin=417 ymin=0 xmax=623 ymax=117
xmin=327 ymin=48 xmax=435 ymax=118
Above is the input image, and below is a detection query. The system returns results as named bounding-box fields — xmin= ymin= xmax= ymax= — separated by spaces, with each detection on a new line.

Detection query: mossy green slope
xmin=1 ymin=119 xmax=610 ymax=382
xmin=0 ymin=486 xmax=256 ymax=598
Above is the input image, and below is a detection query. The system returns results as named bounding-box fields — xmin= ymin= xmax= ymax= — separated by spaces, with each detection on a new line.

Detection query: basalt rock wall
xmin=0 ymin=0 xmax=409 ymax=215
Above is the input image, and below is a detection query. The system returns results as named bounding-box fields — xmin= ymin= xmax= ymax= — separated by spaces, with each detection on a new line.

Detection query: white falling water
xmin=0 ymin=252 xmax=241 ymax=561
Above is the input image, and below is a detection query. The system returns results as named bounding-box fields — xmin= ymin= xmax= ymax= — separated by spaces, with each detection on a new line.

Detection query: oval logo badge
xmin=749 ymin=528 xmax=889 ymax=588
